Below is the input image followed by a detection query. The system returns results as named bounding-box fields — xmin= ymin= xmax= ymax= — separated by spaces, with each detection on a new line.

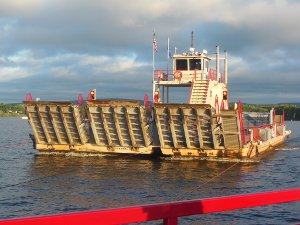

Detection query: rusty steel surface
xmin=86 ymin=100 xmax=141 ymax=107
xmin=24 ymin=101 xmax=74 ymax=106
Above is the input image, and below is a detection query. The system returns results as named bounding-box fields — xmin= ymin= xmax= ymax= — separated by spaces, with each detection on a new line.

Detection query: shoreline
xmin=0 ymin=113 xmax=26 ymax=117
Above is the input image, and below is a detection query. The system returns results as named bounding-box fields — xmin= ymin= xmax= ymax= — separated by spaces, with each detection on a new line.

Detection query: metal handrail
xmin=154 ymin=69 xmax=213 ymax=82
xmin=0 ymin=188 xmax=299 ymax=225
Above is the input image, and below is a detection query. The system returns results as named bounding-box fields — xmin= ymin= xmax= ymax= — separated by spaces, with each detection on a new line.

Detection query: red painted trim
xmin=188 ymin=78 xmax=194 ymax=104
xmin=164 ymin=217 xmax=178 ymax=225
xmin=0 ymin=189 xmax=299 ymax=225
xmin=208 ymin=68 xmax=217 ymax=81
xmin=244 ymin=124 xmax=272 ymax=129
xmin=25 ymin=93 xmax=33 ymax=101
xmin=77 ymin=94 xmax=84 ymax=106
xmin=238 ymin=100 xmax=246 ymax=145
xmin=154 ymin=69 xmax=173 ymax=81
xmin=143 ymin=93 xmax=149 ymax=106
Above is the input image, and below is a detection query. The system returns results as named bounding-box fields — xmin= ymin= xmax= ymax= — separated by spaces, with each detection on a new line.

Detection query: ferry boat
xmin=23 ymin=37 xmax=291 ymax=160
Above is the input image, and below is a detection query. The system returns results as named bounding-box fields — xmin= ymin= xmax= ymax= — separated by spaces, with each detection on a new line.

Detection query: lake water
xmin=0 ymin=117 xmax=299 ymax=224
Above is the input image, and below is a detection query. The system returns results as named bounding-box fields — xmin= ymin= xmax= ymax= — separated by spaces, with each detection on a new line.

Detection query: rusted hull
xmin=35 ymin=143 xmax=154 ymax=155
xmin=241 ymin=133 xmax=288 ymax=158
xmin=161 ymin=133 xmax=288 ymax=160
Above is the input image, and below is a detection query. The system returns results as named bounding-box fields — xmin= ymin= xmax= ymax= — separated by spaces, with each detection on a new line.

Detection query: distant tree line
xmin=241 ymin=104 xmax=300 ymax=121
xmin=1 ymin=102 xmax=299 ymax=120
xmin=0 ymin=103 xmax=25 ymax=116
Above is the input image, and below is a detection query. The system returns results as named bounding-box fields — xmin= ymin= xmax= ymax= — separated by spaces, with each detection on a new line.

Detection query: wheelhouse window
xmin=189 ymin=59 xmax=201 ymax=70
xmin=176 ymin=59 xmax=188 ymax=70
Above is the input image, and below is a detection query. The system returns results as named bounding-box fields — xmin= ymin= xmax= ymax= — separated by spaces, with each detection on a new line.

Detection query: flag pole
xmin=152 ymin=30 xmax=155 ymax=101
xmin=166 ymin=37 xmax=170 ymax=103
xmin=167 ymin=37 xmax=170 ymax=71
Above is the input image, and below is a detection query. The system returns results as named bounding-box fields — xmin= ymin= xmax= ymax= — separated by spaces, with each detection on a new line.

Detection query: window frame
xmin=189 ymin=58 xmax=201 ymax=70
xmin=175 ymin=59 xmax=188 ymax=71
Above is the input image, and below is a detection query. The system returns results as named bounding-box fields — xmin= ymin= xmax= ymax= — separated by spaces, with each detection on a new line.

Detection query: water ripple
xmin=0 ymin=118 xmax=299 ymax=224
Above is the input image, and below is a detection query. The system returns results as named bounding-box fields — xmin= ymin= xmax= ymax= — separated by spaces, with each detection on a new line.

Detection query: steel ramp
xmin=25 ymin=100 xmax=154 ymax=154
xmin=85 ymin=100 xmax=153 ymax=152
xmin=154 ymin=104 xmax=217 ymax=155
xmin=24 ymin=101 xmax=88 ymax=150
xmin=218 ymin=110 xmax=242 ymax=149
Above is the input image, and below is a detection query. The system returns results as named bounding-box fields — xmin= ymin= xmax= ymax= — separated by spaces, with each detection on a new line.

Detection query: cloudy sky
xmin=0 ymin=0 xmax=300 ymax=103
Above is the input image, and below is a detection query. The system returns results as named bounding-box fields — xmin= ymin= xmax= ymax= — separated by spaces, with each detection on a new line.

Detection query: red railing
xmin=188 ymin=69 xmax=197 ymax=103
xmin=0 ymin=188 xmax=299 ymax=225
xmin=154 ymin=68 xmax=226 ymax=84
xmin=208 ymin=69 xmax=225 ymax=83
xmin=242 ymin=108 xmax=286 ymax=143
xmin=208 ymin=68 xmax=217 ymax=81
xmin=188 ymin=78 xmax=194 ymax=103
xmin=154 ymin=70 xmax=174 ymax=81
xmin=155 ymin=69 xmax=225 ymax=84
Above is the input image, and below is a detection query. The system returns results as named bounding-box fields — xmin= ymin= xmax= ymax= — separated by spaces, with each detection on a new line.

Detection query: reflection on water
xmin=0 ymin=118 xmax=299 ymax=224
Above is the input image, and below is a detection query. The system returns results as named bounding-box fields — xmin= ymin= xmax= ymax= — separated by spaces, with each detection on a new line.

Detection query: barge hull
xmin=24 ymin=101 xmax=290 ymax=160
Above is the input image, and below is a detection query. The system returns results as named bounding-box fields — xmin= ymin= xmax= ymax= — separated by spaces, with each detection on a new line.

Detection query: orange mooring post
xmin=77 ymin=94 xmax=84 ymax=106
xmin=0 ymin=188 xmax=299 ymax=225
xmin=25 ymin=93 xmax=33 ymax=101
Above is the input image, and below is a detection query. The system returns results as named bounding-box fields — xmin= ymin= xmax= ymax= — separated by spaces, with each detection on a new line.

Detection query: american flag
xmin=153 ymin=32 xmax=157 ymax=52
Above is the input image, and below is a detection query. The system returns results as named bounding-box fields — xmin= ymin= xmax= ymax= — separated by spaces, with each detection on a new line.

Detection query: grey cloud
xmin=0 ymin=0 xmax=300 ymax=103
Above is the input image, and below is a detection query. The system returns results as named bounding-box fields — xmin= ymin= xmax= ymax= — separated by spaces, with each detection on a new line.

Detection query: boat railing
xmin=154 ymin=69 xmax=172 ymax=81
xmin=0 ymin=188 xmax=299 ymax=225
xmin=154 ymin=69 xmax=225 ymax=84
xmin=154 ymin=69 xmax=201 ymax=81
xmin=243 ymin=118 xmax=285 ymax=143
xmin=188 ymin=76 xmax=195 ymax=103
xmin=208 ymin=68 xmax=217 ymax=81
xmin=238 ymin=102 xmax=286 ymax=145
xmin=208 ymin=69 xmax=225 ymax=83
xmin=154 ymin=69 xmax=220 ymax=82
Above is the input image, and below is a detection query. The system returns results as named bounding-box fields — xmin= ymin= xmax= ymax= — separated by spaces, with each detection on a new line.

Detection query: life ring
xmin=174 ymin=70 xmax=182 ymax=80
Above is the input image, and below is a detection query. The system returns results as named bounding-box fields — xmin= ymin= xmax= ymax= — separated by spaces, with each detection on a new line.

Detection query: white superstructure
xmin=153 ymin=46 xmax=229 ymax=111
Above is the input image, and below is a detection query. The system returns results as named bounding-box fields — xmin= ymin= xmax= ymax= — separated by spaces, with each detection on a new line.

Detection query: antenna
xmin=190 ymin=31 xmax=195 ymax=52
xmin=191 ymin=31 xmax=194 ymax=48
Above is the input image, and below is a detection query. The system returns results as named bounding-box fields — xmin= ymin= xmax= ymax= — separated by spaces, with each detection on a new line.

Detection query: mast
xmin=167 ymin=37 xmax=170 ymax=103
xmin=224 ymin=50 xmax=228 ymax=86
xmin=216 ymin=45 xmax=220 ymax=82
xmin=191 ymin=31 xmax=194 ymax=48
xmin=152 ymin=30 xmax=156 ymax=101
